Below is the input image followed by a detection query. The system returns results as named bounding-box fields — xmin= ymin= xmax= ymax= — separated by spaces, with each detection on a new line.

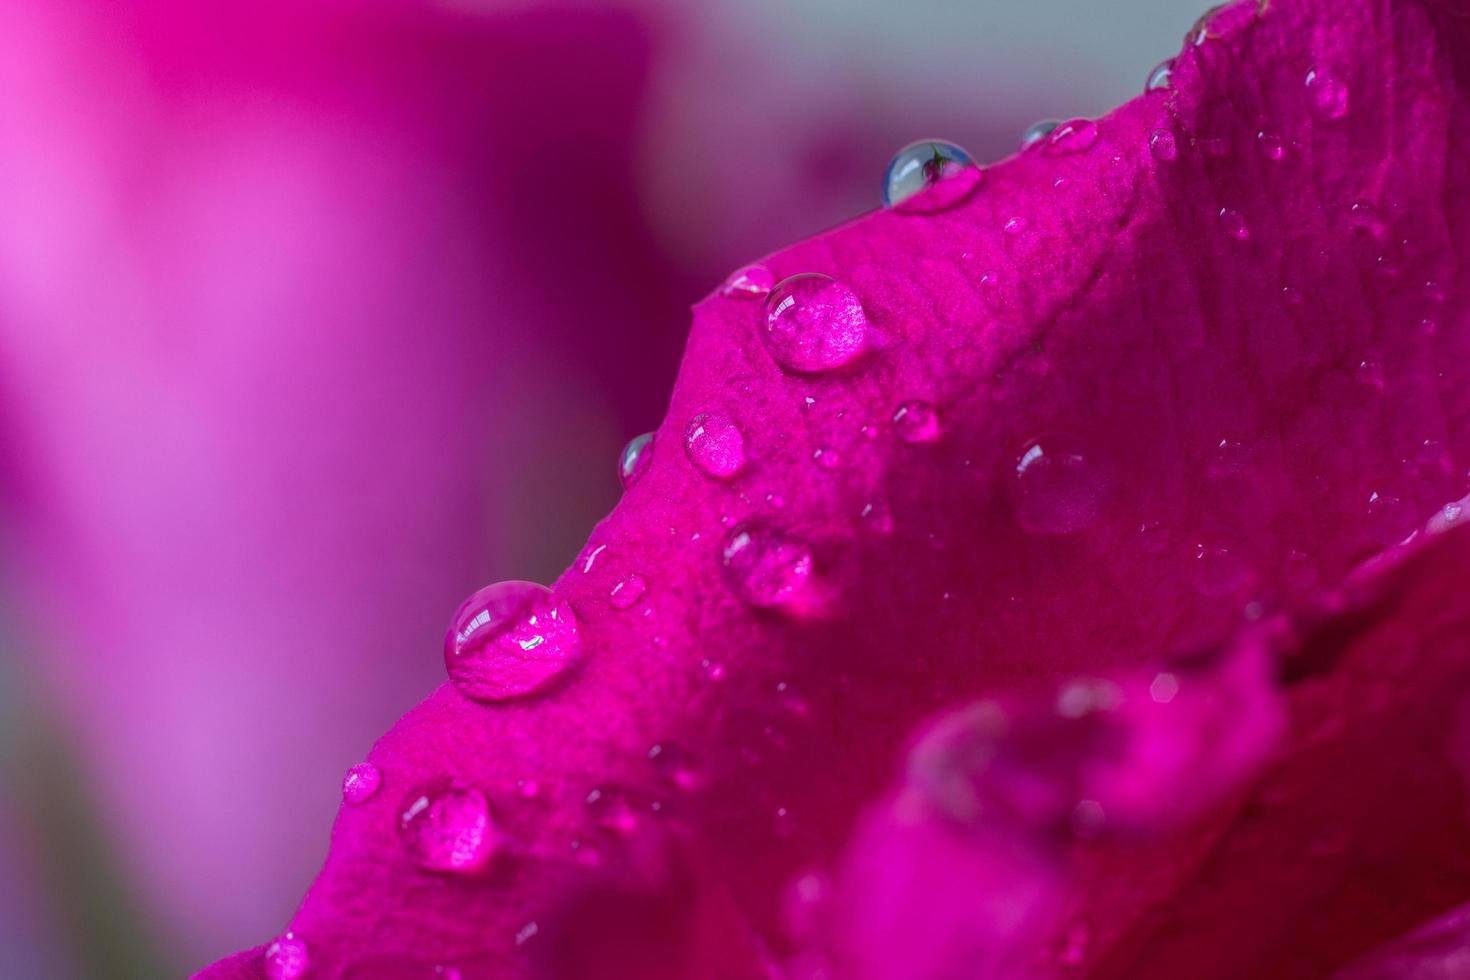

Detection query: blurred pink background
xmin=0 ymin=1 xmax=1195 ymax=974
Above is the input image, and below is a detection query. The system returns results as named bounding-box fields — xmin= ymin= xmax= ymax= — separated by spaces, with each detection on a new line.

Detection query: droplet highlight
xmin=721 ymin=524 xmax=814 ymax=609
xmin=609 ymin=573 xmax=647 ymax=610
xmin=342 ymin=762 xmax=382 ymax=806
xmin=1305 ymin=67 xmax=1349 ymax=120
xmin=882 ymin=139 xmax=981 ymax=212
xmin=1011 ymin=437 xmax=1109 ymax=535
xmin=685 ymin=413 xmax=747 ymax=479
xmin=763 ymin=274 xmax=870 ymax=374
xmin=443 ymin=581 xmax=581 ymax=702
xmin=618 ymin=432 xmax=654 ymax=489
xmin=1150 ymin=129 xmax=1178 ymax=161
xmin=399 ymin=779 xmax=496 ymax=873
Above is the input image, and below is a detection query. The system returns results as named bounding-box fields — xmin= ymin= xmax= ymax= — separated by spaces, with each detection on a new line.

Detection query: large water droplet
xmin=1150 ymin=129 xmax=1178 ymax=161
xmin=763 ymin=274 xmax=870 ymax=374
xmin=264 ymin=933 xmax=309 ymax=980
xmin=882 ymin=140 xmax=981 ymax=212
xmin=1305 ymin=67 xmax=1349 ymax=120
xmin=684 ymin=413 xmax=747 ymax=479
xmin=721 ymin=263 xmax=775 ymax=299
xmin=609 ymin=573 xmax=647 ymax=610
xmin=721 ymin=524 xmax=814 ymax=608
xmin=342 ymin=762 xmax=382 ymax=806
xmin=618 ymin=432 xmax=654 ymax=489
xmin=1011 ymin=437 xmax=1109 ymax=535
xmin=1043 ymin=119 xmax=1099 ymax=157
xmin=1145 ymin=59 xmax=1173 ymax=92
xmin=1019 ymin=120 xmax=1061 ymax=152
xmin=443 ymin=581 xmax=581 ymax=702
xmin=893 ymin=399 xmax=940 ymax=443
xmin=399 ymin=779 xmax=496 ymax=873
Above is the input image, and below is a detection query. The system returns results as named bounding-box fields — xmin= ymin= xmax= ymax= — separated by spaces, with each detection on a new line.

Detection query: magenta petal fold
xmin=198 ymin=0 xmax=1470 ymax=977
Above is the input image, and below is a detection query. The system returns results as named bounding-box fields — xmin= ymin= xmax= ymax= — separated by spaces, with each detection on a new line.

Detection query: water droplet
xmin=264 ymin=933 xmax=309 ymax=980
xmin=1150 ymin=129 xmax=1178 ymax=161
xmin=773 ymin=805 xmax=796 ymax=838
xmin=812 ymin=446 xmax=842 ymax=470
xmin=515 ymin=922 xmax=540 ymax=947
xmin=860 ymin=500 xmax=895 ymax=535
xmin=1012 ymin=437 xmax=1109 ymax=535
xmin=1019 ymin=119 xmax=1061 ymax=151
xmin=342 ymin=762 xmax=382 ymax=806
xmin=1187 ymin=4 xmax=1226 ymax=45
xmin=1256 ymin=130 xmax=1285 ymax=160
xmin=399 ymin=779 xmax=496 ymax=873
xmin=1305 ymin=67 xmax=1349 ymax=120
xmin=1145 ymin=59 xmax=1173 ymax=92
xmin=1003 ymin=216 xmax=1029 ymax=236
xmin=721 ymin=524 xmax=814 ymax=609
xmin=1192 ymin=545 xmax=1249 ymax=597
xmin=684 ymin=412 xmax=747 ymax=479
xmin=1218 ymin=208 xmax=1250 ymax=241
xmin=763 ymin=274 xmax=870 ymax=374
xmin=892 ymin=399 xmax=940 ymax=443
xmin=584 ymin=785 xmax=640 ymax=835
xmin=882 ymin=139 xmax=981 ymax=212
xmin=1356 ymin=358 xmax=1384 ymax=391
xmin=1149 ymin=672 xmax=1180 ymax=704
xmin=1347 ymin=200 xmax=1387 ymax=239
xmin=721 ymin=263 xmax=775 ymax=299
xmin=609 ymin=573 xmax=647 ymax=610
xmin=618 ymin=432 xmax=654 ymax=489
xmin=1044 ymin=119 xmax=1099 ymax=156
xmin=701 ymin=658 xmax=726 ymax=682
xmin=443 ymin=581 xmax=581 ymax=702
xmin=1367 ymin=490 xmax=1417 ymax=546
xmin=647 ymin=742 xmax=703 ymax=791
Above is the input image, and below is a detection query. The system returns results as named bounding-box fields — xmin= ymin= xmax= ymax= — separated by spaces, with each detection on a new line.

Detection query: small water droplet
xmin=773 ymin=805 xmax=796 ymax=838
xmin=444 ymin=581 xmax=581 ymax=702
xmin=1044 ymin=118 xmax=1099 ymax=156
xmin=1256 ymin=130 xmax=1285 ymax=160
xmin=812 ymin=446 xmax=842 ymax=470
xmin=721 ymin=263 xmax=775 ymax=299
xmin=1145 ymin=59 xmax=1173 ymax=92
xmin=1367 ymin=490 xmax=1417 ymax=546
xmin=609 ymin=573 xmax=647 ymax=610
xmin=701 ymin=658 xmax=726 ymax=682
xmin=1218 ymin=208 xmax=1250 ymax=241
xmin=1149 ymin=672 xmax=1180 ymax=704
xmin=399 ymin=779 xmax=496 ymax=873
xmin=1003 ymin=216 xmax=1029 ymax=236
xmin=647 ymin=742 xmax=703 ymax=791
xmin=721 ymin=524 xmax=814 ymax=609
xmin=264 ymin=933 xmax=309 ymax=980
xmin=1192 ymin=545 xmax=1249 ymax=596
xmin=342 ymin=762 xmax=382 ymax=806
xmin=584 ymin=785 xmax=640 ymax=835
xmin=1347 ymin=200 xmax=1387 ymax=239
xmin=1356 ymin=358 xmax=1384 ymax=391
xmin=1012 ymin=437 xmax=1109 ymax=535
xmin=1150 ymin=129 xmax=1178 ymax=161
xmin=892 ymin=399 xmax=940 ymax=443
xmin=1305 ymin=67 xmax=1349 ymax=120
xmin=515 ymin=922 xmax=540 ymax=947
xmin=763 ymin=274 xmax=870 ymax=374
xmin=684 ymin=412 xmax=747 ymax=479
xmin=1187 ymin=4 xmax=1226 ymax=45
xmin=618 ymin=432 xmax=654 ymax=489
xmin=882 ymin=139 xmax=981 ymax=212
xmin=860 ymin=500 xmax=894 ymax=535
xmin=1019 ymin=119 xmax=1061 ymax=151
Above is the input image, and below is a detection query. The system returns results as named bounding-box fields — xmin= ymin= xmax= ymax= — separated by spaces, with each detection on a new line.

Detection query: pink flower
xmin=168 ymin=0 xmax=1470 ymax=974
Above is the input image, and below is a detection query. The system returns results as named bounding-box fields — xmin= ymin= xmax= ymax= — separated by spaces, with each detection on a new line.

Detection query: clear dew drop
xmin=618 ymin=432 xmax=654 ymax=489
xmin=881 ymin=139 xmax=982 ymax=212
xmin=609 ymin=573 xmax=647 ymax=610
xmin=1305 ymin=67 xmax=1349 ymax=120
xmin=763 ymin=274 xmax=871 ymax=374
xmin=1150 ymin=129 xmax=1178 ymax=161
xmin=892 ymin=399 xmax=940 ymax=443
xmin=399 ymin=779 xmax=496 ymax=873
xmin=1145 ymin=59 xmax=1173 ymax=93
xmin=684 ymin=412 xmax=747 ymax=479
xmin=721 ymin=523 xmax=815 ymax=609
xmin=1003 ymin=216 xmax=1029 ymax=236
xmin=1256 ymin=130 xmax=1285 ymax=160
xmin=1043 ymin=119 xmax=1099 ymax=157
xmin=443 ymin=581 xmax=581 ymax=702
xmin=342 ymin=762 xmax=382 ymax=806
xmin=1218 ymin=208 xmax=1251 ymax=241
xmin=1011 ymin=437 xmax=1109 ymax=535
xmin=1019 ymin=119 xmax=1061 ymax=152
xmin=264 ymin=932 xmax=309 ymax=980
xmin=720 ymin=263 xmax=775 ymax=299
